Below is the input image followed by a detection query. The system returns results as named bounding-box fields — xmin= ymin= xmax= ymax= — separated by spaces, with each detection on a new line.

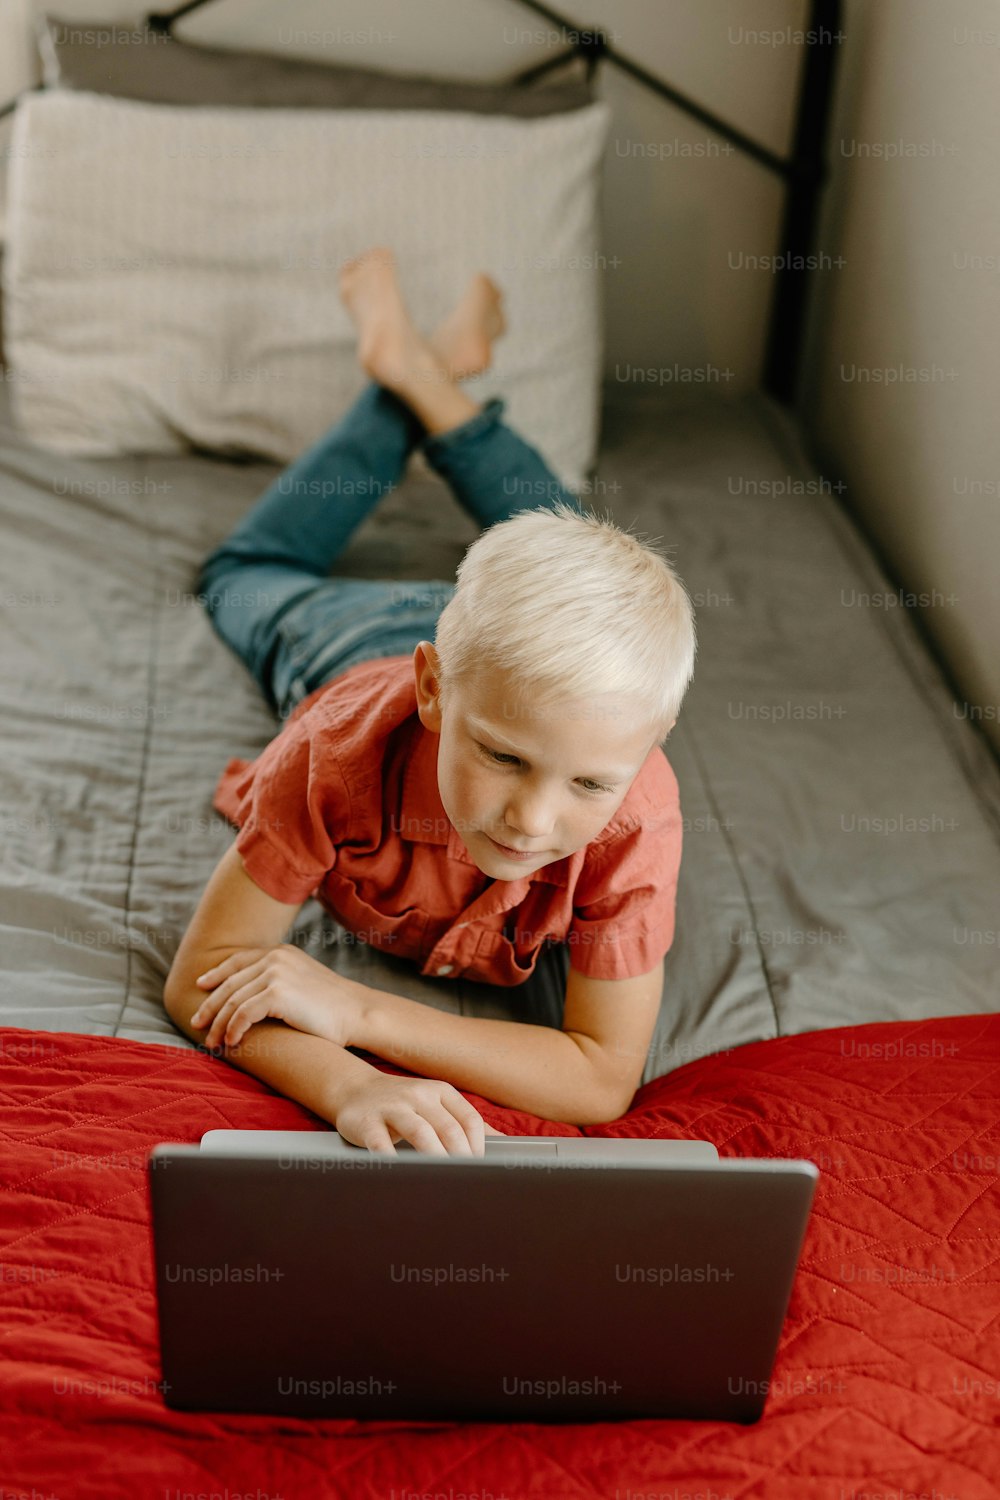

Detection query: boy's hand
xmin=335 ymin=1073 xmax=498 ymax=1156
xmin=190 ymin=945 xmax=364 ymax=1052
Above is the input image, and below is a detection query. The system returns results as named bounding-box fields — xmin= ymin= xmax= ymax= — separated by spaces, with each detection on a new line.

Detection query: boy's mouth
xmin=486 ymin=834 xmax=544 ymax=862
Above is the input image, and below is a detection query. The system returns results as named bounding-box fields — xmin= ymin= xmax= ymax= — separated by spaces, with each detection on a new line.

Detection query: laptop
xmin=148 ymin=1128 xmax=818 ymax=1422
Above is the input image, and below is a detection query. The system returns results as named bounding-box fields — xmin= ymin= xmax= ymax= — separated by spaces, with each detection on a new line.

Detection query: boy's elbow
xmin=592 ymin=1089 xmax=634 ymax=1125
xmin=567 ymin=1040 xmax=637 ymax=1124
xmin=163 ymin=962 xmax=196 ymax=1026
xmin=162 ymin=966 xmax=178 ymax=1015
xmin=567 ymin=1097 xmax=631 ymax=1127
xmin=570 ymin=1072 xmax=635 ymax=1126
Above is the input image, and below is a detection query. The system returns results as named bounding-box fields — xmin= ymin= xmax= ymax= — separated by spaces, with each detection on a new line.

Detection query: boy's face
xmin=413 ymin=643 xmax=668 ymax=877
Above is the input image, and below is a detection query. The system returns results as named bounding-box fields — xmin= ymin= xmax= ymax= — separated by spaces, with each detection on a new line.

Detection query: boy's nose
xmin=504 ymin=796 xmax=556 ymax=842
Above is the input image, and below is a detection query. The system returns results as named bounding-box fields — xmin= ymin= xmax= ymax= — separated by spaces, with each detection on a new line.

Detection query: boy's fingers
xmin=202 ymin=970 xmax=269 ymax=1041
xmin=436 ymin=1096 xmax=487 ymax=1156
xmin=357 ymin=1120 xmax=398 ymax=1155
xmin=204 ymin=998 xmax=244 ymax=1049
xmin=191 ymin=995 xmax=224 ymax=1027
xmin=196 ymin=948 xmax=266 ymax=982
xmin=225 ymin=999 xmax=266 ymax=1046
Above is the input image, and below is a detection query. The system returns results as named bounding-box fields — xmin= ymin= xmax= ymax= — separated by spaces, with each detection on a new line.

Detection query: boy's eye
xmin=479 ymin=744 xmax=613 ymax=794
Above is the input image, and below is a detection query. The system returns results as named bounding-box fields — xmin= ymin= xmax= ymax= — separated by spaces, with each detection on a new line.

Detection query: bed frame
xmin=1 ymin=0 xmax=842 ymax=406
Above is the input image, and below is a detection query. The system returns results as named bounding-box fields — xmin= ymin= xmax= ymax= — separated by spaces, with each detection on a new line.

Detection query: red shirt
xmin=212 ymin=656 xmax=683 ymax=986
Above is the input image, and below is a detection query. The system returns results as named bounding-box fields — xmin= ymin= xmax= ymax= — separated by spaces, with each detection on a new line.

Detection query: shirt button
xmin=436 ymin=964 xmax=454 ymax=976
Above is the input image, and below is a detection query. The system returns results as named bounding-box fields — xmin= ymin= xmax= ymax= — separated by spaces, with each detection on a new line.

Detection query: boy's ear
xmin=413 ymin=641 xmax=444 ymax=732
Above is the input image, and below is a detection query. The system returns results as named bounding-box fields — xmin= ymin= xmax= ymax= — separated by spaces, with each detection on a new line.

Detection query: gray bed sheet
xmin=1 ymin=374 xmax=998 ymax=1090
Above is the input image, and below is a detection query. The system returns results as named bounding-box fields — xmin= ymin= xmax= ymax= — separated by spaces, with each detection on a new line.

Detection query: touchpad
xmin=485 ymin=1138 xmax=559 ymax=1156
xmin=390 ymin=1137 xmax=560 ymax=1157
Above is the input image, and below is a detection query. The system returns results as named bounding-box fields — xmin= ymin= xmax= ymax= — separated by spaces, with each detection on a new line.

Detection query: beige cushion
xmin=3 ymin=91 xmax=610 ymax=487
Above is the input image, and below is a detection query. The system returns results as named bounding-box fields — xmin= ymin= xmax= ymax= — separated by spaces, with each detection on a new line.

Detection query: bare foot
xmin=338 ymin=246 xmax=436 ymax=392
xmin=339 ymin=246 xmax=484 ymax=435
xmin=429 ymin=273 xmax=507 ymax=380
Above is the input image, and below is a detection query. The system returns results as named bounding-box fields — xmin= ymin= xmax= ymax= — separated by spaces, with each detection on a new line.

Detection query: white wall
xmin=800 ymin=0 xmax=1000 ymax=753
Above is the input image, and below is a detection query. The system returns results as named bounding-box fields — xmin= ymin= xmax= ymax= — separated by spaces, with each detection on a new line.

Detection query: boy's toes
xmin=345 ymin=245 xmax=395 ymax=273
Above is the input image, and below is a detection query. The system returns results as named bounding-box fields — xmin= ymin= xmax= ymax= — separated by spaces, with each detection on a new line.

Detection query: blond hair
xmin=434 ymin=501 xmax=696 ymax=738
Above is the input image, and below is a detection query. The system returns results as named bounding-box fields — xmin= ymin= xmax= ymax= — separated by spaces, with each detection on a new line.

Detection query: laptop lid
xmin=149 ymin=1145 xmax=817 ymax=1422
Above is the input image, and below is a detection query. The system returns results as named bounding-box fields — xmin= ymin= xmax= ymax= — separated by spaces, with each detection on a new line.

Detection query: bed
xmin=3 ymin=368 xmax=999 ymax=1065
xmin=1 ymin=1 xmax=999 ymax=1493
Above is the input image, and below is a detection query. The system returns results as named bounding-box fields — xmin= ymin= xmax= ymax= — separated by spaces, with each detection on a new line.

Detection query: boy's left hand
xmin=190 ymin=945 xmax=365 ymax=1052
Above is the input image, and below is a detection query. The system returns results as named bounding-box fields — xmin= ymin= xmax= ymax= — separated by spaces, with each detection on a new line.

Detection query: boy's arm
xmin=165 ymin=845 xmax=497 ymax=1153
xmin=353 ymin=959 xmax=665 ymax=1125
xmin=164 ymin=842 xmax=379 ymax=1123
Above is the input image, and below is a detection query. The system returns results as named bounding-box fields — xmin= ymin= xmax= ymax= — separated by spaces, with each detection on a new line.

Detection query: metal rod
xmin=763 ymin=0 xmax=844 ymax=404
xmin=146 ymin=0 xmax=213 ymax=33
xmin=0 ymin=80 xmax=44 ymax=121
xmin=508 ymin=0 xmax=798 ymax=179
xmin=511 ymin=45 xmax=581 ymax=86
xmin=139 ymin=0 xmax=825 ymax=185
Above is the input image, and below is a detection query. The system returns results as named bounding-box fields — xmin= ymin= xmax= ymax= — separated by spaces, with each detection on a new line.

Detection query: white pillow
xmin=2 ymin=91 xmax=610 ymax=489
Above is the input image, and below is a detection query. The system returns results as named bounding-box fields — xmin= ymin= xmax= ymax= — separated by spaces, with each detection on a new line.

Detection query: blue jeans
xmin=198 ymin=382 xmax=581 ymax=718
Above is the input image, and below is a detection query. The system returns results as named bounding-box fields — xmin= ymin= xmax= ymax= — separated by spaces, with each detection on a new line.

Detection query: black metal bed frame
xmin=1 ymin=0 xmax=843 ymax=406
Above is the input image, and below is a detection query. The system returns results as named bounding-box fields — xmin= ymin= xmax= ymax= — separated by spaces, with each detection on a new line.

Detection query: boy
xmin=164 ymin=248 xmax=696 ymax=1156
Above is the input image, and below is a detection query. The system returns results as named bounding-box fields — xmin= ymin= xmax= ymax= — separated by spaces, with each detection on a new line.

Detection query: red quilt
xmin=0 ymin=1015 xmax=997 ymax=1498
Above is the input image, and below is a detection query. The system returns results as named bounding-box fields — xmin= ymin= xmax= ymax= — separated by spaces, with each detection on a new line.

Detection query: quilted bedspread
xmin=1 ymin=1015 xmax=997 ymax=1499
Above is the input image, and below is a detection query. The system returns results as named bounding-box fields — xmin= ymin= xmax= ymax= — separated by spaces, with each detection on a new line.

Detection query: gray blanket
xmin=2 ymin=376 xmax=998 ymax=1088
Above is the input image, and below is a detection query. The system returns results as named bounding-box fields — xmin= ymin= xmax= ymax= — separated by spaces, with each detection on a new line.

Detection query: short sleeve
xmin=218 ymin=718 xmax=344 ymax=905
xmin=567 ymin=784 xmax=683 ymax=981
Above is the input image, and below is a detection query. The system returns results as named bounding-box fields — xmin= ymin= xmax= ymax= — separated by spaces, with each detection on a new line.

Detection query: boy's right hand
xmin=334 ymin=1074 xmax=500 ymax=1156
